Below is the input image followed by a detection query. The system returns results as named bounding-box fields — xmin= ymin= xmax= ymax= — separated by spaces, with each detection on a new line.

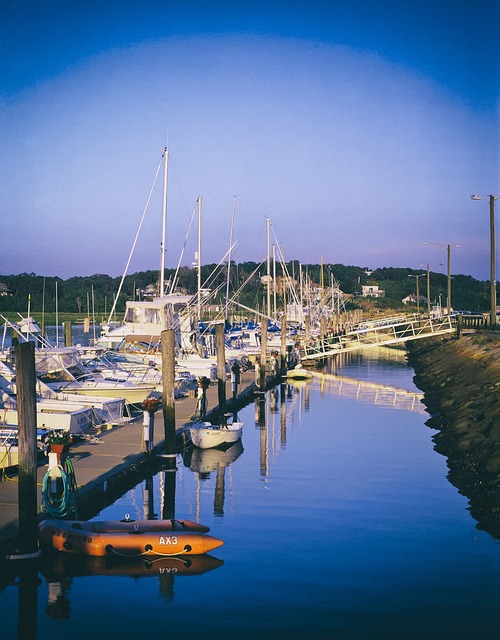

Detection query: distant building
xmin=361 ymin=285 xmax=385 ymax=298
xmin=402 ymin=294 xmax=427 ymax=305
xmin=0 ymin=283 xmax=11 ymax=296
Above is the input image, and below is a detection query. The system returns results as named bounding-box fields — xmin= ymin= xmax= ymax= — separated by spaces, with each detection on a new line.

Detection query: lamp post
xmin=471 ymin=194 xmax=498 ymax=326
xmin=423 ymin=242 xmax=460 ymax=316
xmin=423 ymin=264 xmax=431 ymax=317
xmin=408 ymin=273 xmax=426 ymax=314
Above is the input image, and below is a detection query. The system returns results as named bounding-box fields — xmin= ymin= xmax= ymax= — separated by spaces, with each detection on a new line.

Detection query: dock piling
xmin=161 ymin=329 xmax=177 ymax=470
xmin=12 ymin=342 xmax=40 ymax=559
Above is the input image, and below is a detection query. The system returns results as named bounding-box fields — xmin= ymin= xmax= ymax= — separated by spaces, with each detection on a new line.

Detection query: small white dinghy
xmin=189 ymin=415 xmax=243 ymax=450
xmin=285 ymin=364 xmax=313 ymax=381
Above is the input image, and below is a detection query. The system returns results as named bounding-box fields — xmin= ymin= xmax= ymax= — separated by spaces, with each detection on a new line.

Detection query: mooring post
xmin=260 ymin=319 xmax=268 ymax=389
xmin=280 ymin=310 xmax=287 ymax=375
xmin=305 ymin=315 xmax=311 ymax=345
xmin=13 ymin=342 xmax=40 ymax=558
xmin=320 ymin=316 xmax=327 ymax=350
xmin=64 ymin=320 xmax=72 ymax=347
xmin=161 ymin=329 xmax=177 ymax=470
xmin=216 ymin=322 xmax=226 ymax=413
xmin=83 ymin=317 xmax=90 ymax=346
xmin=160 ymin=330 xmax=176 ymax=520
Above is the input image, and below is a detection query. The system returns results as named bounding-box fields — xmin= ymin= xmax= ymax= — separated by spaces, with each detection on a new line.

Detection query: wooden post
xmin=161 ymin=330 xmax=176 ymax=469
xmin=13 ymin=342 xmax=40 ymax=558
xmin=83 ymin=317 xmax=90 ymax=346
xmin=305 ymin=315 xmax=310 ymax=344
xmin=260 ymin=319 xmax=268 ymax=389
xmin=64 ymin=320 xmax=72 ymax=347
xmin=216 ymin=323 xmax=226 ymax=413
xmin=280 ymin=310 xmax=287 ymax=375
xmin=319 ymin=316 xmax=326 ymax=349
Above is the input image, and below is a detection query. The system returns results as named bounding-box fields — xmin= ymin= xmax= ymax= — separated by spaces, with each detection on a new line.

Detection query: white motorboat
xmin=189 ymin=416 xmax=243 ymax=450
xmin=34 ymin=347 xmax=158 ymax=404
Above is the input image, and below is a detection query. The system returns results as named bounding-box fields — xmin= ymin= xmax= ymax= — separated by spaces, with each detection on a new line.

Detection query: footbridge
xmin=301 ymin=314 xmax=456 ymax=362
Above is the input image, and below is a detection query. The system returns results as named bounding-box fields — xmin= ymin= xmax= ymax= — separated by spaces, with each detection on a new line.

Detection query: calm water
xmin=1 ymin=347 xmax=499 ymax=639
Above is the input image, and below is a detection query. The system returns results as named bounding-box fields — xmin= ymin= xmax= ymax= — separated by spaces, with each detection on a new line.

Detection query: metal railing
xmin=302 ymin=314 xmax=456 ymax=361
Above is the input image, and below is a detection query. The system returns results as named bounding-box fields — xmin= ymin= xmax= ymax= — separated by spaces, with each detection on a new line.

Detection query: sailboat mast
xmin=225 ymin=196 xmax=237 ymax=320
xmin=197 ymin=196 xmax=202 ymax=321
xmin=272 ymin=244 xmax=277 ymax=320
xmin=160 ymin=147 xmax=169 ymax=297
xmin=266 ymin=217 xmax=271 ymax=319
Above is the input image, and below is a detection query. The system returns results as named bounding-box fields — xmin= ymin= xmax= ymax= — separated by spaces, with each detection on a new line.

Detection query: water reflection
xmin=2 ymin=349 xmax=498 ymax=639
xmin=181 ymin=440 xmax=244 ymax=516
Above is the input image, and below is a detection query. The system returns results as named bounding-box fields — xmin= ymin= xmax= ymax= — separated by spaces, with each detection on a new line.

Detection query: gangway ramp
xmin=302 ymin=314 xmax=456 ymax=361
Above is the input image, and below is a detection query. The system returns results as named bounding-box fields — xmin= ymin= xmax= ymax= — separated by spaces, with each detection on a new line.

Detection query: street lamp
xmin=471 ymin=194 xmax=499 ymax=326
xmin=408 ymin=273 xmax=426 ymax=314
xmin=420 ymin=263 xmax=431 ymax=317
xmin=422 ymin=242 xmax=460 ymax=316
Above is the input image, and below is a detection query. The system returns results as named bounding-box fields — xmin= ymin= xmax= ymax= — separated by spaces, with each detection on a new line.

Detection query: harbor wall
xmin=406 ymin=332 xmax=500 ymax=538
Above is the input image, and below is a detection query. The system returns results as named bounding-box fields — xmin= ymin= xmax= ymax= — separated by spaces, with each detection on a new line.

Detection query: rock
xmin=407 ymin=332 xmax=500 ymax=539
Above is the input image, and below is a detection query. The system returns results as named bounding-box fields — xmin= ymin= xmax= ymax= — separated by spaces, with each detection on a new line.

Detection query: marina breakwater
xmin=407 ymin=332 xmax=500 ymax=538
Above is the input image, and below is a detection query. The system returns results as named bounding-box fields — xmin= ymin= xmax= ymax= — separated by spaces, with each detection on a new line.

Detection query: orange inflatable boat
xmin=39 ymin=518 xmax=223 ymax=557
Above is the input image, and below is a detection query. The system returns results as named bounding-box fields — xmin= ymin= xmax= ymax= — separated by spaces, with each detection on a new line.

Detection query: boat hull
xmin=189 ymin=421 xmax=243 ymax=450
xmin=285 ymin=365 xmax=313 ymax=381
xmin=39 ymin=519 xmax=222 ymax=557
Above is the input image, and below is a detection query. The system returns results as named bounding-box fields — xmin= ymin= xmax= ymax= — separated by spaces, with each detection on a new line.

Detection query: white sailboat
xmin=97 ymin=148 xmax=221 ymax=381
xmin=189 ymin=414 xmax=243 ymax=450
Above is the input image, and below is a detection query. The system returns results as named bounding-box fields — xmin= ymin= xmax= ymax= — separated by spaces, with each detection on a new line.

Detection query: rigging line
xmin=169 ymin=203 xmax=197 ymax=294
xmin=272 ymin=242 xmax=302 ymax=311
xmin=199 ymin=242 xmax=238 ymax=292
xmin=106 ymin=157 xmax=163 ymax=324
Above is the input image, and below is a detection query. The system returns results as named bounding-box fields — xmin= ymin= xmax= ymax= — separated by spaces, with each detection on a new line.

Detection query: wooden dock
xmin=0 ymin=369 xmax=262 ymax=557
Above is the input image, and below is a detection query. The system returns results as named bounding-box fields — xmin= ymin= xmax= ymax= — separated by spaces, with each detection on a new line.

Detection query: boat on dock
xmin=38 ymin=518 xmax=222 ymax=557
xmin=189 ymin=415 xmax=243 ymax=450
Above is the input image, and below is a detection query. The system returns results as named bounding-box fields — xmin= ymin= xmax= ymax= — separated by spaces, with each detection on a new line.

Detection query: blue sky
xmin=1 ymin=1 xmax=498 ymax=281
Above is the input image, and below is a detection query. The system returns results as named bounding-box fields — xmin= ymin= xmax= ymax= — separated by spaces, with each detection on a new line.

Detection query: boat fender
xmin=184 ymin=545 xmax=192 ymax=552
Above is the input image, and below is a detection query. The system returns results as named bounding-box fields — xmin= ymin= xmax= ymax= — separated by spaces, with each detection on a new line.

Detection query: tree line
xmin=0 ymin=263 xmax=492 ymax=319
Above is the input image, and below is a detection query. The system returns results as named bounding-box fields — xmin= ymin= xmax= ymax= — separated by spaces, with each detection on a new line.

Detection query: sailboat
xmin=98 ymin=150 xmax=219 ymax=381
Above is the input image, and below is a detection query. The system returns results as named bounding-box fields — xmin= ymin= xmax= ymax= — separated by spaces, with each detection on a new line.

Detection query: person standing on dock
xmin=196 ymin=376 xmax=211 ymax=418
xmin=231 ymin=360 xmax=241 ymax=398
xmin=254 ymin=356 xmax=261 ymax=390
xmin=269 ymin=350 xmax=278 ymax=377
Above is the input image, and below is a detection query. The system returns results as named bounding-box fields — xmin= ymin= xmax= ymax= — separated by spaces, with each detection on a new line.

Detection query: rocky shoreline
xmin=406 ymin=332 xmax=500 ymax=539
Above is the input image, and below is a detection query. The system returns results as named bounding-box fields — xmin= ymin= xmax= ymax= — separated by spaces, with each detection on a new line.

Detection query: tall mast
xmin=266 ymin=217 xmax=271 ymax=319
xmin=272 ymin=244 xmax=277 ymax=320
xmin=160 ymin=147 xmax=169 ymax=297
xmin=225 ymin=196 xmax=237 ymax=320
xmin=197 ymin=196 xmax=202 ymax=321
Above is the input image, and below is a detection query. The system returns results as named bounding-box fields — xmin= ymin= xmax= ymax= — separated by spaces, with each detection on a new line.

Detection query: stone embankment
xmin=406 ymin=332 xmax=500 ymax=538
